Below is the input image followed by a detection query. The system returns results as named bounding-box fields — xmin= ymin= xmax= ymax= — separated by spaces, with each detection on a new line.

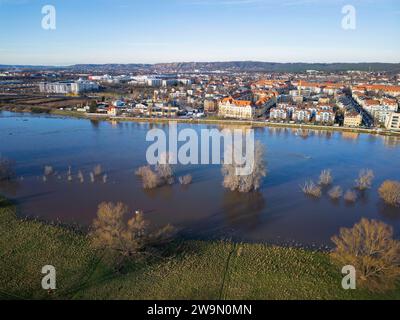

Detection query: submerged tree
xmin=93 ymin=164 xmax=103 ymax=177
xmin=378 ymin=180 xmax=400 ymax=207
xmin=44 ymin=165 xmax=54 ymax=177
xmin=179 ymin=174 xmax=193 ymax=186
xmin=222 ymin=141 xmax=267 ymax=193
xmin=344 ymin=190 xmax=357 ymax=203
xmin=135 ymin=153 xmax=175 ymax=189
xmin=319 ymin=169 xmax=333 ymax=186
xmin=355 ymin=169 xmax=374 ymax=191
xmin=90 ymin=202 xmax=175 ymax=257
xmin=331 ymin=218 xmax=400 ymax=292
xmin=301 ymin=180 xmax=322 ymax=198
xmin=78 ymin=170 xmax=84 ymax=183
xmin=155 ymin=153 xmax=174 ymax=185
xmin=328 ymin=186 xmax=343 ymax=200
xmin=135 ymin=165 xmax=161 ymax=189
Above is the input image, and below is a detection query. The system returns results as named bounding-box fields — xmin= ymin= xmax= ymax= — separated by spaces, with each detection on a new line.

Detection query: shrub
xmin=301 ymin=180 xmax=322 ymax=198
xmin=44 ymin=165 xmax=54 ymax=176
xmin=355 ymin=169 xmax=374 ymax=191
xmin=378 ymin=180 xmax=400 ymax=207
xmin=135 ymin=165 xmax=161 ymax=189
xmin=331 ymin=218 xmax=400 ymax=292
xmin=90 ymin=202 xmax=175 ymax=257
xmin=222 ymin=141 xmax=267 ymax=193
xmin=319 ymin=169 xmax=333 ymax=186
xmin=328 ymin=186 xmax=343 ymax=200
xmin=136 ymin=153 xmax=176 ymax=189
xmin=78 ymin=171 xmax=84 ymax=183
xmin=0 ymin=156 xmax=16 ymax=181
xmin=344 ymin=190 xmax=357 ymax=203
xmin=179 ymin=174 xmax=193 ymax=185
xmin=93 ymin=164 xmax=103 ymax=177
xmin=156 ymin=164 xmax=174 ymax=185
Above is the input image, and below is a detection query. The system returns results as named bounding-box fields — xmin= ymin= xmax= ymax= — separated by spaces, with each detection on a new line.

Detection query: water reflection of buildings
xmin=341 ymin=132 xmax=360 ymax=140
xmin=382 ymin=135 xmax=400 ymax=148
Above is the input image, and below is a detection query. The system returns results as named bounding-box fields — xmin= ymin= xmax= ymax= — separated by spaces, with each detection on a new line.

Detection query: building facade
xmin=39 ymin=80 xmax=99 ymax=94
xmin=385 ymin=112 xmax=400 ymax=131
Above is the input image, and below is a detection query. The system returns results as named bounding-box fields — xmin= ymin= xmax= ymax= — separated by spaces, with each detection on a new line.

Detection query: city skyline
xmin=0 ymin=0 xmax=399 ymax=65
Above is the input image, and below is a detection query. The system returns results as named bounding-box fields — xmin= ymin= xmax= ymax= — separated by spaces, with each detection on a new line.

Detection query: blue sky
xmin=0 ymin=0 xmax=399 ymax=65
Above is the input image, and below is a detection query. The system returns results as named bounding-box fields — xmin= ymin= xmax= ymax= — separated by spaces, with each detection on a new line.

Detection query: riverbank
xmin=2 ymin=106 xmax=400 ymax=137
xmin=1 ymin=196 xmax=399 ymax=300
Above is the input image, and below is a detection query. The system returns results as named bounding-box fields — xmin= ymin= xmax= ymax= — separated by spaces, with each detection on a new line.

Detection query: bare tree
xmin=90 ymin=202 xmax=175 ymax=257
xmin=355 ymin=169 xmax=374 ymax=191
xmin=44 ymin=165 xmax=54 ymax=176
xmin=93 ymin=164 xmax=103 ymax=177
xmin=319 ymin=169 xmax=333 ymax=186
xmin=331 ymin=218 xmax=400 ymax=292
xmin=344 ymin=190 xmax=357 ymax=203
xmin=328 ymin=186 xmax=343 ymax=200
xmin=0 ymin=156 xmax=15 ymax=181
xmin=136 ymin=153 xmax=175 ymax=189
xmin=301 ymin=180 xmax=322 ymax=198
xmin=78 ymin=170 xmax=84 ymax=183
xmin=379 ymin=180 xmax=400 ymax=207
xmin=179 ymin=174 xmax=193 ymax=185
xmin=222 ymin=141 xmax=267 ymax=193
xmin=135 ymin=165 xmax=161 ymax=189
xmin=156 ymin=152 xmax=175 ymax=185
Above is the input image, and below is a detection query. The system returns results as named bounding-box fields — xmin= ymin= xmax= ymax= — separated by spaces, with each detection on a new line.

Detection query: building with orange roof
xmin=218 ymin=92 xmax=277 ymax=120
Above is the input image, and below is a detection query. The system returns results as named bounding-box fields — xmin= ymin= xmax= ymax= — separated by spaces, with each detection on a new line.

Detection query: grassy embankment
xmin=1 ymin=197 xmax=399 ymax=300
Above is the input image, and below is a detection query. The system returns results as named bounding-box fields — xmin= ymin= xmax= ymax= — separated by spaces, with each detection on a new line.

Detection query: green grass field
xmin=0 ymin=197 xmax=399 ymax=300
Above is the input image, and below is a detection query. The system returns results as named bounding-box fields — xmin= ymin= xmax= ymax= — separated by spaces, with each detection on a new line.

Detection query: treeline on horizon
xmin=1 ymin=61 xmax=400 ymax=73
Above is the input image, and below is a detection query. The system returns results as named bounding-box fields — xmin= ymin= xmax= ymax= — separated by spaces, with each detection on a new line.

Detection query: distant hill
xmin=1 ymin=61 xmax=400 ymax=73
xmin=150 ymin=61 xmax=400 ymax=73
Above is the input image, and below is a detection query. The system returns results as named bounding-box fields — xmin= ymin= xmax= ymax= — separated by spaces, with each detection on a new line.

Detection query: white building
xmin=315 ymin=111 xmax=335 ymax=123
xmin=385 ymin=112 xmax=400 ymax=131
xmin=39 ymin=79 xmax=99 ymax=94
xmin=293 ymin=109 xmax=311 ymax=122
xmin=270 ymin=108 xmax=287 ymax=120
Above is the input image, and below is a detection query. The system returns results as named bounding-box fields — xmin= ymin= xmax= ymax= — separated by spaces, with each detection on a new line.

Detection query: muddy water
xmin=1 ymin=111 xmax=399 ymax=247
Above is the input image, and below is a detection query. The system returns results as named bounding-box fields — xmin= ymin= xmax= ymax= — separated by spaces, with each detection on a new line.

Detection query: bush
xmin=331 ymin=218 xmax=400 ymax=292
xmin=93 ymin=164 xmax=103 ymax=177
xmin=301 ymin=180 xmax=322 ymax=198
xmin=136 ymin=154 xmax=175 ymax=189
xmin=355 ymin=169 xmax=374 ymax=191
xmin=44 ymin=165 xmax=54 ymax=176
xmin=155 ymin=152 xmax=175 ymax=185
xmin=344 ymin=190 xmax=357 ymax=203
xmin=179 ymin=174 xmax=193 ymax=185
xmin=90 ymin=202 xmax=175 ymax=257
xmin=328 ymin=186 xmax=343 ymax=200
xmin=319 ymin=169 xmax=333 ymax=186
xmin=135 ymin=165 xmax=161 ymax=189
xmin=222 ymin=141 xmax=267 ymax=193
xmin=0 ymin=156 xmax=16 ymax=181
xmin=378 ymin=180 xmax=400 ymax=207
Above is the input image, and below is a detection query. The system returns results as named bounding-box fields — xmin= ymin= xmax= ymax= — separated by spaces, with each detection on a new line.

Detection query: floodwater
xmin=1 ymin=111 xmax=399 ymax=247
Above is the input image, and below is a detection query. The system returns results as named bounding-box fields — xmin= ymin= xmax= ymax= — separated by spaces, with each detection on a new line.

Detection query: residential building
xmin=385 ymin=112 xmax=400 ymax=131
xmin=218 ymin=92 xmax=277 ymax=120
xmin=344 ymin=112 xmax=362 ymax=127
xmin=39 ymin=79 xmax=99 ymax=94
xmin=204 ymin=99 xmax=218 ymax=113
